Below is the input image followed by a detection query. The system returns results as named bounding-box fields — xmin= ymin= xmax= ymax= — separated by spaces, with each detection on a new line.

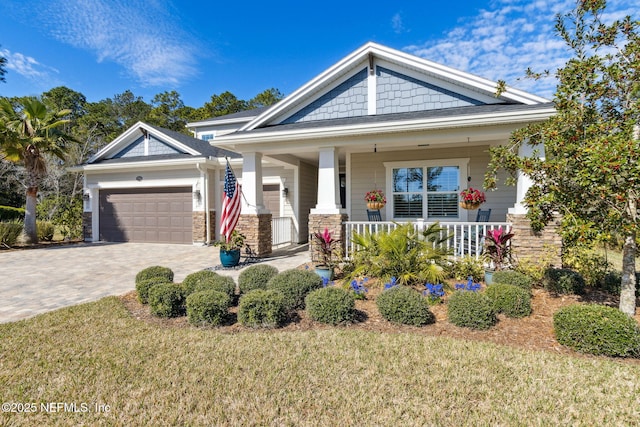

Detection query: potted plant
xmin=483 ymin=227 xmax=514 ymax=284
xmin=213 ymin=230 xmax=246 ymax=267
xmin=365 ymin=189 xmax=386 ymax=210
xmin=312 ymin=227 xmax=341 ymax=280
xmin=459 ymin=187 xmax=486 ymax=210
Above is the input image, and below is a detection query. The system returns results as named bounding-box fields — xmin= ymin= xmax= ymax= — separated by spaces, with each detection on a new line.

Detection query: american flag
xmin=220 ymin=161 xmax=241 ymax=242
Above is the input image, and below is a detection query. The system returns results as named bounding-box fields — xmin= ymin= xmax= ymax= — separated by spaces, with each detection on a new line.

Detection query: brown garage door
xmin=99 ymin=187 xmax=192 ymax=244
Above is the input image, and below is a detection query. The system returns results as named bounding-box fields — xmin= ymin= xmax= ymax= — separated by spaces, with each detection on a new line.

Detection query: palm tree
xmin=0 ymin=97 xmax=72 ymax=243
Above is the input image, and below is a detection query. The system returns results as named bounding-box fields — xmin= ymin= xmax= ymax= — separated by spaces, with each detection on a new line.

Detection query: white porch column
xmin=241 ymin=152 xmax=267 ymax=214
xmin=509 ymin=143 xmax=545 ymax=215
xmin=89 ymin=187 xmax=99 ymax=242
xmin=311 ymin=147 xmax=342 ymax=214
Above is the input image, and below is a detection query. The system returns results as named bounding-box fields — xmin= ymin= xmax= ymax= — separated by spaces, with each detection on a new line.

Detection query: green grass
xmin=1 ymin=297 xmax=639 ymax=426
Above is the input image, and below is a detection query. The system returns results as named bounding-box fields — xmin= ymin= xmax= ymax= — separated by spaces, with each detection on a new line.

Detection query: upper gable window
xmin=201 ymin=134 xmax=215 ymax=142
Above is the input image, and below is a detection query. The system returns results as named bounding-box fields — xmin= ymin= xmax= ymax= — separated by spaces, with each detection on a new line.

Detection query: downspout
xmin=196 ymin=163 xmax=211 ymax=245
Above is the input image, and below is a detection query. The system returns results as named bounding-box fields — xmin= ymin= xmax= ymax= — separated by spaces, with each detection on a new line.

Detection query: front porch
xmin=344 ymin=220 xmax=510 ymax=260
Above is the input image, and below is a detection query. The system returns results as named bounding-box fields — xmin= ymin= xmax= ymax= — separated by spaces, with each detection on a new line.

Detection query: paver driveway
xmin=0 ymin=242 xmax=309 ymax=323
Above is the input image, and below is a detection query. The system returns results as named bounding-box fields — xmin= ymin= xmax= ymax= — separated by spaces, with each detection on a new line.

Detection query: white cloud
xmin=391 ymin=12 xmax=407 ymax=34
xmin=0 ymin=48 xmax=58 ymax=80
xmin=403 ymin=0 xmax=639 ymax=99
xmin=35 ymin=0 xmax=199 ymax=87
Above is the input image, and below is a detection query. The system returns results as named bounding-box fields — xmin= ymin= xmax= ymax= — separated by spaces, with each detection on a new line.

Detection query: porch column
xmin=238 ymin=152 xmax=272 ymax=256
xmin=506 ymin=142 xmax=561 ymax=267
xmin=309 ymin=147 xmax=348 ymax=262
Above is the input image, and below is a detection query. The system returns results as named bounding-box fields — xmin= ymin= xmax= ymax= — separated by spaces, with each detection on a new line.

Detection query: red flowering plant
xmin=484 ymin=227 xmax=514 ymax=271
xmin=312 ymin=227 xmax=342 ymax=268
xmin=364 ymin=189 xmax=386 ymax=204
xmin=460 ymin=187 xmax=486 ymax=204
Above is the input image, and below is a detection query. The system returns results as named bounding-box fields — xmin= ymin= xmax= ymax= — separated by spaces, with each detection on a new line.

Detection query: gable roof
xmin=86 ymin=121 xmax=240 ymax=165
xmin=238 ymin=42 xmax=550 ymax=133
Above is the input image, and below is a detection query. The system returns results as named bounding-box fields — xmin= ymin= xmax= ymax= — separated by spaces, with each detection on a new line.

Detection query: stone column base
xmin=308 ymin=213 xmax=349 ymax=263
xmin=237 ymin=213 xmax=272 ymax=256
xmin=193 ymin=211 xmax=216 ymax=243
xmin=507 ymin=213 xmax=562 ymax=267
xmin=82 ymin=212 xmax=92 ymax=242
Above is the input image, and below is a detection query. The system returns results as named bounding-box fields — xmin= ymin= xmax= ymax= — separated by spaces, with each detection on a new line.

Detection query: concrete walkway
xmin=0 ymin=242 xmax=310 ymax=323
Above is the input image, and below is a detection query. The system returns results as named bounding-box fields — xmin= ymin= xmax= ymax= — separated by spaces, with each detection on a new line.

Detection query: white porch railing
xmin=272 ymin=217 xmax=293 ymax=246
xmin=344 ymin=220 xmax=511 ymax=260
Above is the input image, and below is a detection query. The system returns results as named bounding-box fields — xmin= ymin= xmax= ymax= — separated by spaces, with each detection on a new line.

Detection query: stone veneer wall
xmin=507 ymin=213 xmax=562 ymax=267
xmin=308 ymin=213 xmax=349 ymax=263
xmin=82 ymin=212 xmax=92 ymax=241
xmin=237 ymin=213 xmax=272 ymax=256
xmin=192 ymin=211 xmax=216 ymax=243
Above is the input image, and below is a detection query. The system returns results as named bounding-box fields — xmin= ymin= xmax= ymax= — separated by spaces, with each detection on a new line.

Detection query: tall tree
xmin=200 ymin=91 xmax=248 ymax=118
xmin=485 ymin=0 xmax=640 ymax=315
xmin=0 ymin=45 xmax=7 ymax=83
xmin=0 ymin=97 xmax=73 ymax=243
xmin=248 ymin=88 xmax=284 ymax=108
xmin=147 ymin=90 xmax=188 ymax=132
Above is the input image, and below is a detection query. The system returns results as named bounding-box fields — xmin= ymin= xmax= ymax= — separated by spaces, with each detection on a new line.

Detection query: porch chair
xmin=459 ymin=208 xmax=491 ymax=257
xmin=367 ymin=209 xmax=382 ymax=221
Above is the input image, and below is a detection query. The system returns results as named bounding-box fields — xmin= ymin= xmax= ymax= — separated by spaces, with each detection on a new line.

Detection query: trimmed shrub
xmin=266 ymin=269 xmax=323 ymax=311
xmin=376 ymin=286 xmax=435 ymax=326
xmin=238 ymin=264 xmax=279 ymax=294
xmin=447 ymin=291 xmax=497 ymax=330
xmin=182 ymin=270 xmax=221 ymax=296
xmin=186 ymin=290 xmax=230 ymax=326
xmin=238 ymin=289 xmax=287 ymax=328
xmin=36 ymin=221 xmax=55 ymax=241
xmin=135 ymin=266 xmax=174 ymax=285
xmin=543 ymin=268 xmax=585 ymax=295
xmin=0 ymin=205 xmax=25 ymax=221
xmin=148 ymin=282 xmax=184 ymax=318
xmin=491 ymin=270 xmax=535 ymax=293
xmin=136 ymin=277 xmax=173 ymax=304
xmin=485 ymin=283 xmax=532 ymax=318
xmin=182 ymin=270 xmax=236 ymax=301
xmin=0 ymin=221 xmax=23 ymax=246
xmin=553 ymin=304 xmax=640 ymax=357
xmin=305 ymin=287 xmax=355 ymax=325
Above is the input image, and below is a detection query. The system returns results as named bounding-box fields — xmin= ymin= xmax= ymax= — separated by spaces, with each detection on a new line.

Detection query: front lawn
xmin=1 ymin=297 xmax=639 ymax=426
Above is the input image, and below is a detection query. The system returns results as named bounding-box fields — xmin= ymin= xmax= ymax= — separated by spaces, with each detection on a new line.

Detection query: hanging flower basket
xmin=459 ymin=187 xmax=486 ymax=210
xmin=367 ymin=201 xmax=385 ymax=210
xmin=365 ymin=189 xmax=386 ymax=210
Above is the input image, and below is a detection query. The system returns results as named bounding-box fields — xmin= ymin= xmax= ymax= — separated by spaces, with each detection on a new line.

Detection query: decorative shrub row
xmin=485 ymin=283 xmax=532 ymax=318
xmin=376 ymin=286 xmax=435 ymax=326
xmin=136 ymin=277 xmax=173 ymax=304
xmin=238 ymin=289 xmax=287 ymax=328
xmin=553 ymin=304 xmax=640 ymax=358
xmin=238 ymin=264 xmax=279 ymax=294
xmin=186 ymin=290 xmax=230 ymax=326
xmin=266 ymin=269 xmax=323 ymax=311
xmin=0 ymin=205 xmax=25 ymax=221
xmin=543 ymin=268 xmax=585 ymax=295
xmin=305 ymin=287 xmax=355 ymax=325
xmin=447 ymin=291 xmax=497 ymax=330
xmin=0 ymin=221 xmax=23 ymax=246
xmin=148 ymin=282 xmax=184 ymax=318
xmin=182 ymin=270 xmax=236 ymax=300
xmin=491 ymin=271 xmax=535 ymax=292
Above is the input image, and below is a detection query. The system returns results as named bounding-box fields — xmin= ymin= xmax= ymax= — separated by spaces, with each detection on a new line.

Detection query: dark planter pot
xmin=314 ymin=265 xmax=334 ymax=281
xmin=220 ymin=248 xmax=241 ymax=267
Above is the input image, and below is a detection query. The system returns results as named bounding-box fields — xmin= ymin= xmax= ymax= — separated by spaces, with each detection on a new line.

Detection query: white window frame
xmin=200 ymin=133 xmax=215 ymax=142
xmin=383 ymin=158 xmax=469 ymax=221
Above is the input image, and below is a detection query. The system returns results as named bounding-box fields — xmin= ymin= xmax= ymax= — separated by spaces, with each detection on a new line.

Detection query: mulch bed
xmin=118 ymin=279 xmax=640 ymax=366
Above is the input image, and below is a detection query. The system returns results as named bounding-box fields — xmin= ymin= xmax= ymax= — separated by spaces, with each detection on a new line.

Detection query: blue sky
xmin=0 ymin=0 xmax=638 ymax=108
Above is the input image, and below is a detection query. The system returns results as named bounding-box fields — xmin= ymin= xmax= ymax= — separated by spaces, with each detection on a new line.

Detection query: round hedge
xmin=238 ymin=264 xmax=279 ymax=294
xmin=553 ymin=304 xmax=640 ymax=357
xmin=189 ymin=274 xmax=236 ymax=301
xmin=485 ymin=283 xmax=532 ymax=318
xmin=266 ymin=269 xmax=323 ymax=311
xmin=543 ymin=268 xmax=585 ymax=295
xmin=492 ymin=271 xmax=535 ymax=292
xmin=135 ymin=265 xmax=174 ymax=285
xmin=148 ymin=282 xmax=184 ymax=318
xmin=447 ymin=291 xmax=497 ymax=330
xmin=238 ymin=289 xmax=287 ymax=328
xmin=376 ymin=286 xmax=435 ymax=326
xmin=136 ymin=277 xmax=173 ymax=304
xmin=186 ymin=290 xmax=230 ymax=326
xmin=305 ymin=287 xmax=355 ymax=325
xmin=181 ymin=270 xmax=222 ymax=296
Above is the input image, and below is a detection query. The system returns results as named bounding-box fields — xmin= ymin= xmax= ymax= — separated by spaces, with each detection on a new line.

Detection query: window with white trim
xmin=201 ymin=133 xmax=215 ymax=142
xmin=385 ymin=159 xmax=467 ymax=220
